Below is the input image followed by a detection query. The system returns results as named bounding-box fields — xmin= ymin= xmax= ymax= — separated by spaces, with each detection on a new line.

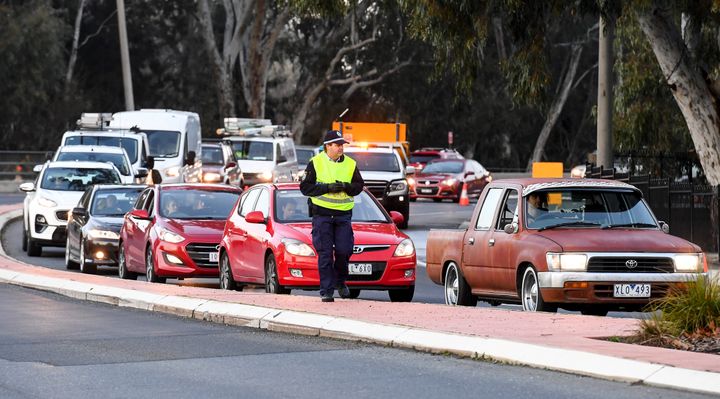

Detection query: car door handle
xmin=488 ymin=238 xmax=495 ymax=247
xmin=468 ymin=237 xmax=474 ymax=245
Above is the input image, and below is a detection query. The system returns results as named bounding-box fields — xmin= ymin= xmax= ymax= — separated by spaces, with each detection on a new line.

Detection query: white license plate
xmin=613 ymin=284 xmax=651 ymax=298
xmin=420 ymin=189 xmax=432 ymax=194
xmin=349 ymin=263 xmax=373 ymax=275
xmin=209 ymin=252 xmax=219 ymax=263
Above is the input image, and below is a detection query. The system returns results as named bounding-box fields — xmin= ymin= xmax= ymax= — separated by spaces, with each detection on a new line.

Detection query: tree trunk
xmin=526 ymin=44 xmax=583 ymax=170
xmin=292 ymin=81 xmax=329 ymax=144
xmin=65 ymin=0 xmax=86 ymax=87
xmin=637 ymin=7 xmax=720 ymax=186
xmin=197 ymin=0 xmax=236 ymax=117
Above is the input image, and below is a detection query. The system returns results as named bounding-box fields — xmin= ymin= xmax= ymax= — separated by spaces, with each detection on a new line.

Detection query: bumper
xmin=30 ymin=208 xmax=69 ymax=245
xmin=83 ymin=239 xmax=120 ymax=265
xmin=411 ymin=183 xmax=460 ymax=199
xmin=154 ymin=240 xmax=220 ymax=278
xmin=538 ymin=271 xmax=707 ymax=304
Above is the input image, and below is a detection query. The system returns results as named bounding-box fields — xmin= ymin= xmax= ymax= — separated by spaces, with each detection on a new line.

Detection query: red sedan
xmin=410 ymin=158 xmax=492 ymax=202
xmin=218 ymin=183 xmax=416 ymax=301
xmin=119 ymin=184 xmax=242 ymax=283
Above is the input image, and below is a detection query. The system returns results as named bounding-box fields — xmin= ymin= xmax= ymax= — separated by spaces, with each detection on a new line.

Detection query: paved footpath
xmin=1 ymin=204 xmax=718 ymax=396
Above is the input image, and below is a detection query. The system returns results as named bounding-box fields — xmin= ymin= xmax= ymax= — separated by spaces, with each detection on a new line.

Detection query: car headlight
xmin=407 ymin=177 xmax=415 ymax=186
xmin=157 ymin=226 xmax=185 ymax=243
xmin=546 ymin=253 xmax=587 ymax=271
xmin=388 ymin=179 xmax=408 ymax=196
xmin=165 ymin=167 xmax=180 ymax=177
xmin=259 ymin=170 xmax=273 ymax=181
xmin=674 ymin=253 xmax=703 ymax=272
xmin=393 ymin=238 xmax=415 ymax=257
xmin=203 ymin=172 xmax=222 ymax=182
xmin=441 ymin=178 xmax=457 ymax=186
xmin=88 ymin=229 xmax=120 ymax=240
xmin=37 ymin=197 xmax=57 ymax=208
xmin=282 ymin=238 xmax=315 ymax=256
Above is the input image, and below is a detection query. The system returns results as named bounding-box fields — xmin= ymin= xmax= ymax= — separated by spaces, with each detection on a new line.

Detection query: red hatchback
xmin=218 ymin=183 xmax=416 ymax=301
xmin=118 ymin=184 xmax=242 ymax=283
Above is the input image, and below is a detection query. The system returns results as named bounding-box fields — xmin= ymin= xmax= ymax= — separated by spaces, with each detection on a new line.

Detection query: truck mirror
xmin=144 ymin=156 xmax=155 ymax=170
xmin=186 ymin=151 xmax=196 ymax=166
xmin=658 ymin=221 xmax=670 ymax=234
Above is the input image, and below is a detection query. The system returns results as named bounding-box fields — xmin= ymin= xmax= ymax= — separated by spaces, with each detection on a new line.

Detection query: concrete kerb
xmin=2 ymin=208 xmax=720 ymax=395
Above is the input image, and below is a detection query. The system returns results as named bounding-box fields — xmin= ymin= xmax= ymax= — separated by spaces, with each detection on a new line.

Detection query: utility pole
xmin=116 ymin=0 xmax=134 ymax=111
xmin=597 ymin=13 xmax=614 ymax=170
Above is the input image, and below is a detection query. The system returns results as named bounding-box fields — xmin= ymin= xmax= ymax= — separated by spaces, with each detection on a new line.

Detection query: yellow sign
xmin=532 ymin=162 xmax=563 ymax=178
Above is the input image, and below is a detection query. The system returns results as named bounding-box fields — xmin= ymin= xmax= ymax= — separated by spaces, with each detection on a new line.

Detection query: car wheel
xmin=219 ymin=252 xmax=241 ymax=291
xmin=118 ymin=242 xmax=137 ymax=280
xmin=79 ymin=239 xmax=96 ymax=274
xmin=65 ymin=237 xmax=79 ymax=270
xmin=347 ymin=289 xmax=361 ymax=299
xmin=265 ymin=254 xmax=290 ymax=294
xmin=521 ymin=266 xmax=557 ymax=313
xmin=26 ymin=228 xmax=41 ymax=257
xmin=444 ymin=262 xmax=476 ymax=306
xmin=580 ymin=307 xmax=609 ymax=317
xmin=388 ymin=286 xmax=414 ymax=302
xmin=145 ymin=246 xmax=166 ymax=284
xmin=22 ymin=225 xmax=27 ymax=251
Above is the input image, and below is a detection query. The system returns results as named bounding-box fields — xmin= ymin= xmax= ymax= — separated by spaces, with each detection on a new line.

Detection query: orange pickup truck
xmin=426 ymin=178 xmax=708 ymax=316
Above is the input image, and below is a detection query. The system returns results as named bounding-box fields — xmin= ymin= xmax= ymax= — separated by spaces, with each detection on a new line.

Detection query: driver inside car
xmin=526 ymin=192 xmax=548 ymax=227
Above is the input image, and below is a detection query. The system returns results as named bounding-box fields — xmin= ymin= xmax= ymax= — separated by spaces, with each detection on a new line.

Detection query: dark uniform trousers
xmin=311 ymin=213 xmax=354 ymax=296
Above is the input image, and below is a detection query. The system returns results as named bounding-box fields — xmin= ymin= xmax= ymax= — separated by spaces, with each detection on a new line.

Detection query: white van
xmin=110 ymin=109 xmax=202 ymax=183
xmin=217 ymin=118 xmax=298 ymax=186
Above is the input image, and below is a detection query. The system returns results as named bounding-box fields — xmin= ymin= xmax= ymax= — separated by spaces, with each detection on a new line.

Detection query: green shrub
xmin=644 ymin=276 xmax=720 ymax=336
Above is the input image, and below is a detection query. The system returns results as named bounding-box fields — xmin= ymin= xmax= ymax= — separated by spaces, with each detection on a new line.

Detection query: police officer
xmin=300 ymin=130 xmax=364 ymax=302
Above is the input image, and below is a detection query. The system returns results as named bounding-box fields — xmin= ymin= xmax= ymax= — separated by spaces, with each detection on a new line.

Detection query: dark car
xmin=410 ymin=158 xmax=492 ymax=202
xmin=408 ymin=148 xmax=463 ymax=171
xmin=65 ymin=184 xmax=145 ymax=273
xmin=201 ymin=141 xmax=244 ymax=186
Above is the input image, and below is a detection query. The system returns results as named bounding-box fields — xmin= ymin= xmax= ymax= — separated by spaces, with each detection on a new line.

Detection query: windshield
xmin=145 ymin=130 xmax=181 ymax=158
xmin=274 ymin=190 xmax=389 ymax=223
xmin=201 ymin=146 xmax=224 ymax=165
xmin=230 ymin=140 xmax=273 ymax=161
xmin=296 ymin=149 xmax=315 ymax=165
xmin=40 ymin=168 xmax=121 ymax=191
xmin=422 ymin=161 xmax=463 ymax=174
xmin=160 ymin=189 xmax=240 ymax=219
xmin=348 ymin=152 xmax=400 ymax=172
xmin=56 ymin=152 xmax=130 ymax=176
xmin=91 ymin=187 xmax=143 ymax=217
xmin=64 ymin=136 xmax=139 ymax=164
xmin=410 ymin=154 xmax=439 ymax=164
xmin=525 ymin=189 xmax=657 ymax=230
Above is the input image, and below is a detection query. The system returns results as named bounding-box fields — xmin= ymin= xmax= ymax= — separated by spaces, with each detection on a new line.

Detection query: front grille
xmin=587 ymin=257 xmax=674 ymax=273
xmin=364 ymin=180 xmax=388 ymax=199
xmin=56 ymin=210 xmax=69 ymax=221
xmin=186 ymin=243 xmax=220 ymax=268
xmin=353 ymin=245 xmax=390 ymax=254
xmin=347 ymin=262 xmax=386 ymax=281
xmin=417 ymin=180 xmax=439 ymax=185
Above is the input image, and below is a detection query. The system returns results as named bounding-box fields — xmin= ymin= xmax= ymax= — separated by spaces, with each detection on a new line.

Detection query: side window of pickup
xmin=475 ymin=188 xmax=503 ymax=230
xmin=496 ymin=189 xmax=519 ymax=230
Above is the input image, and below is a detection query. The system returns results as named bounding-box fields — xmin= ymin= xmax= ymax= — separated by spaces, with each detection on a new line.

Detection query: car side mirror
xmin=389 ymin=211 xmax=404 ymax=226
xmin=465 ymin=171 xmax=475 ymax=178
xmin=144 ymin=156 xmax=155 ymax=170
xmin=128 ymin=209 xmax=151 ymax=220
xmin=405 ymin=166 xmax=416 ymax=175
xmin=503 ymin=223 xmax=518 ymax=234
xmin=225 ymin=161 xmax=237 ymax=170
xmin=33 ymin=164 xmax=43 ymax=173
xmin=19 ymin=182 xmax=35 ymax=192
xmin=245 ymin=210 xmax=266 ymax=224
xmin=658 ymin=221 xmax=670 ymax=234
xmin=72 ymin=207 xmax=87 ymax=217
xmin=135 ymin=167 xmax=149 ymax=179
xmin=186 ymin=151 xmax=196 ymax=166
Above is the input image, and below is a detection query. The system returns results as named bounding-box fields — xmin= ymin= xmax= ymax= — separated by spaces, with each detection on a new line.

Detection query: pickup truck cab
xmin=426 ymin=178 xmax=707 ymax=316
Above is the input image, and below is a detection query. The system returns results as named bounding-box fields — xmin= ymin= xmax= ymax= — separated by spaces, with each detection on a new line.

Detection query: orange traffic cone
xmin=459 ymin=182 xmax=470 ymax=206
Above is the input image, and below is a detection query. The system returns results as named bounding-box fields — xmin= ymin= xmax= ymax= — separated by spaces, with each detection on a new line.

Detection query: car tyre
xmin=145 ymin=246 xmax=166 ymax=284
xmin=521 ymin=266 xmax=557 ymax=313
xmin=22 ymin=225 xmax=27 ymax=251
xmin=118 ymin=242 xmax=137 ymax=280
xmin=265 ymin=254 xmax=290 ymax=294
xmin=347 ymin=289 xmax=361 ymax=299
xmin=388 ymin=286 xmax=414 ymax=302
xmin=219 ymin=252 xmax=241 ymax=291
xmin=444 ymin=262 xmax=476 ymax=306
xmin=79 ymin=239 xmax=96 ymax=274
xmin=26 ymin=228 xmax=42 ymax=257
xmin=65 ymin=237 xmax=79 ymax=270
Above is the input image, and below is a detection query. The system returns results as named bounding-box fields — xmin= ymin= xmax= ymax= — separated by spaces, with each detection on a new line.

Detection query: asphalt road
xmin=0 ymin=283 xmax=711 ymax=399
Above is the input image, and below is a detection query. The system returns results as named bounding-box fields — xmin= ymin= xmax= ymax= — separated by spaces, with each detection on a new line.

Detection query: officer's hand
xmin=328 ymin=182 xmax=345 ymax=193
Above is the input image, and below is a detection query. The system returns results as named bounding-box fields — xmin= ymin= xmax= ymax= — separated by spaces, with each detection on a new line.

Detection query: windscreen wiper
xmin=538 ymin=221 xmax=602 ymax=231
xmin=602 ymin=223 xmax=657 ymax=229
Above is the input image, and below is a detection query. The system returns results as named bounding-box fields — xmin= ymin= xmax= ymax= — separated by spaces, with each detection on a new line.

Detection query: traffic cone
xmin=459 ymin=182 xmax=470 ymax=206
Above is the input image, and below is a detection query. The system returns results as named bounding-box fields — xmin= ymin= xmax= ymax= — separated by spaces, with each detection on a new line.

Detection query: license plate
xmin=613 ymin=284 xmax=651 ymax=298
xmin=209 ymin=252 xmax=219 ymax=263
xmin=420 ymin=189 xmax=432 ymax=194
xmin=349 ymin=263 xmax=372 ymax=275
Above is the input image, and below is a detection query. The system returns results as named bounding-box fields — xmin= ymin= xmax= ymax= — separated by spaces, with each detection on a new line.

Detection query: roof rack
xmin=76 ymin=113 xmax=113 ymax=130
xmin=216 ymin=117 xmax=292 ymax=137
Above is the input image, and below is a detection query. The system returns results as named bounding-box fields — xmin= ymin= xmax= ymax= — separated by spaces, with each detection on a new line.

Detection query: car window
xmin=409 ymin=154 xmax=439 ymax=164
xmin=254 ymin=189 xmax=270 ymax=217
xmin=40 ymin=167 xmax=121 ymax=191
xmin=134 ymin=189 xmax=150 ymax=209
xmin=144 ymin=130 xmax=181 ymax=158
xmin=273 ymin=190 xmax=387 ymax=223
xmin=79 ymin=188 xmax=93 ymax=209
xmin=239 ymin=188 xmax=261 ymax=216
xmin=91 ymin=188 xmax=143 ymax=216
xmin=422 ymin=161 xmax=464 ymax=174
xmin=64 ymin=136 xmax=139 ymax=164
xmin=230 ymin=140 xmax=273 ymax=161
xmin=202 ymin=146 xmax=224 ymax=165
xmin=296 ymin=149 xmax=315 ymax=165
xmin=56 ymin=151 xmax=131 ymax=176
xmin=475 ymin=188 xmax=503 ymax=230
xmin=496 ymin=189 xmax=519 ymax=230
xmin=348 ymin=152 xmax=400 ymax=172
xmin=144 ymin=191 xmax=155 ymax=216
xmin=160 ymin=189 xmax=240 ymax=219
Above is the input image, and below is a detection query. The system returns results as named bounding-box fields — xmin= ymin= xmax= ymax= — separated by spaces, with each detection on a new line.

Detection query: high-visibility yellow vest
xmin=310 ymin=153 xmax=356 ymax=211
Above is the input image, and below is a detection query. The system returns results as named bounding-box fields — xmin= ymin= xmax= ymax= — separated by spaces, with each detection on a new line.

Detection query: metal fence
xmin=0 ymin=150 xmax=54 ymax=181
xmin=588 ymin=166 xmax=719 ymax=252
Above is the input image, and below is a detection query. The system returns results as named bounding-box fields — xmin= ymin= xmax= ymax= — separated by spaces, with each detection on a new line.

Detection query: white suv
xmin=52 ymin=145 xmax=137 ymax=184
xmin=20 ymin=161 xmax=122 ymax=256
